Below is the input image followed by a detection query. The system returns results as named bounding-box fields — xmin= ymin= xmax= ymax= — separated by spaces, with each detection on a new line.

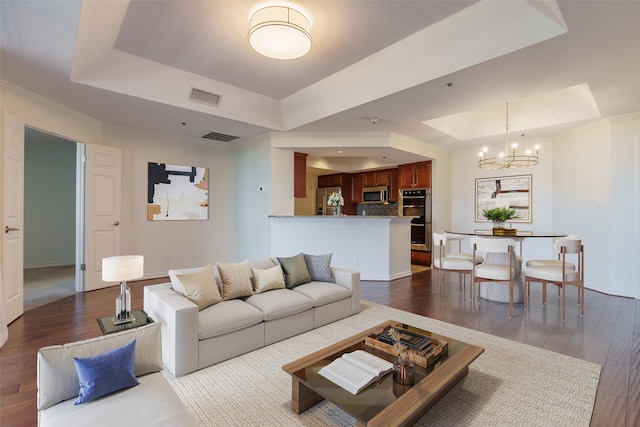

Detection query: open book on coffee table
xmin=318 ymin=350 xmax=394 ymax=394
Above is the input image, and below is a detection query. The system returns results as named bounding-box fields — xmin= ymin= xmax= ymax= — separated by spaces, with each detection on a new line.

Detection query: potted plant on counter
xmin=482 ymin=207 xmax=519 ymax=235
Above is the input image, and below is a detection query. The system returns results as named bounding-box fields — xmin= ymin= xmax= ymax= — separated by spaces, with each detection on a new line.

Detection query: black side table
xmin=97 ymin=309 xmax=154 ymax=335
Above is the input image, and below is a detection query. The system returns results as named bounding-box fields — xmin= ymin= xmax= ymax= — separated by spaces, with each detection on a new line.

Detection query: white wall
xmin=1 ymin=83 xmax=103 ymax=281
xmin=451 ymin=114 xmax=640 ymax=298
xmin=451 ymin=137 xmax=554 ymax=263
xmin=24 ymin=132 xmax=76 ymax=268
xmin=233 ymin=136 xmax=276 ymax=261
xmin=103 ymin=125 xmax=237 ymax=278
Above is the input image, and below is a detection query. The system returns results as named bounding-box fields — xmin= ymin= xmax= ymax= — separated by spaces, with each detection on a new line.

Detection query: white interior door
xmin=83 ymin=143 xmax=121 ymax=291
xmin=2 ymin=112 xmax=25 ymax=323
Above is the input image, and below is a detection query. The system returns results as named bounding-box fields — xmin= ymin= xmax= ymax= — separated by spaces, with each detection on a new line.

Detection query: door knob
xmin=5 ymin=226 xmax=19 ymax=233
xmin=113 ymin=221 xmax=120 ymax=226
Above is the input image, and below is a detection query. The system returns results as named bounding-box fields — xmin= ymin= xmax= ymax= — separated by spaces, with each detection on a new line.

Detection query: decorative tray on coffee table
xmin=363 ymin=321 xmax=448 ymax=369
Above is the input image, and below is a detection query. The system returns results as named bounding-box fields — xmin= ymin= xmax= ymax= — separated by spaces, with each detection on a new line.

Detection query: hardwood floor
xmin=1 ymin=269 xmax=637 ymax=426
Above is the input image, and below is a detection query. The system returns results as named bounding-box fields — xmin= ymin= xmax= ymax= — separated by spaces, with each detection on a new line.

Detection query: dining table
xmin=444 ymin=230 xmax=569 ymax=304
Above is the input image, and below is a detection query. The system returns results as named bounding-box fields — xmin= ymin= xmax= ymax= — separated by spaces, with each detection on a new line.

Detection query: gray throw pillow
xmin=304 ymin=253 xmax=333 ymax=282
xmin=277 ymin=253 xmax=311 ymax=288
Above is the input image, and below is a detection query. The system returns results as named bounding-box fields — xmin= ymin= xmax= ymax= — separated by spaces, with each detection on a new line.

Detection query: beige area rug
xmin=163 ymin=302 xmax=601 ymax=426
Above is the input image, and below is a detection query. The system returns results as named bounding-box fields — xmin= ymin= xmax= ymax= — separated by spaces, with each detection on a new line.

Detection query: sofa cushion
xmin=304 ymin=253 xmax=333 ymax=282
xmin=176 ymin=265 xmax=222 ymax=310
xmin=169 ymin=265 xmax=220 ymax=295
xmin=73 ymin=339 xmax=139 ymax=405
xmin=39 ymin=373 xmax=198 ymax=427
xmin=217 ymin=261 xmax=254 ymax=300
xmin=245 ymin=288 xmax=313 ymax=321
xmin=277 ymin=253 xmax=311 ymax=288
xmin=251 ymin=265 xmax=286 ymax=294
xmin=198 ymin=299 xmax=264 ymax=340
xmin=293 ymin=281 xmax=352 ymax=306
xmin=37 ymin=322 xmax=162 ymax=411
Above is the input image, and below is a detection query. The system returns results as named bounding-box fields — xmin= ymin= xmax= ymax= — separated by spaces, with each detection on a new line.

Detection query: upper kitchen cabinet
xmin=318 ymin=173 xmax=347 ymax=188
xmin=351 ymin=173 xmax=363 ymax=203
xmin=362 ymin=170 xmax=389 ymax=188
xmin=294 ymin=152 xmax=307 ymax=198
xmin=388 ymin=168 xmax=399 ymax=202
xmin=398 ymin=161 xmax=431 ymax=189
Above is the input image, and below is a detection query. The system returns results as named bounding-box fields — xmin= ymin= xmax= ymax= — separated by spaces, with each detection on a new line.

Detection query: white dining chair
xmin=443 ymin=232 xmax=484 ymax=263
xmin=523 ymin=238 xmax=584 ymax=321
xmin=525 ymin=235 xmax=579 ymax=270
xmin=432 ymin=233 xmax=482 ymax=300
xmin=471 ymin=237 xmax=519 ymax=317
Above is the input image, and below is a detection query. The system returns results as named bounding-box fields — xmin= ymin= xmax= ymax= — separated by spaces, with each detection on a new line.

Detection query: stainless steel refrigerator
xmin=316 ymin=186 xmax=341 ymax=215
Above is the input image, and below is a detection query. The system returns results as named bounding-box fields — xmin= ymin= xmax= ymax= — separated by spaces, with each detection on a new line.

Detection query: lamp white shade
xmin=102 ymin=255 xmax=144 ymax=282
xmin=249 ymin=6 xmax=311 ymax=60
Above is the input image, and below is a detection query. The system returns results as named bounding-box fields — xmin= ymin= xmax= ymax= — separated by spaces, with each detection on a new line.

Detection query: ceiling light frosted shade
xmin=249 ymin=6 xmax=311 ymax=60
xmin=102 ymin=255 xmax=144 ymax=282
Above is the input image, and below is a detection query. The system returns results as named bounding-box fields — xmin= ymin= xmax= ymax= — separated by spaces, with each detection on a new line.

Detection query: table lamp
xmin=102 ymin=255 xmax=144 ymax=324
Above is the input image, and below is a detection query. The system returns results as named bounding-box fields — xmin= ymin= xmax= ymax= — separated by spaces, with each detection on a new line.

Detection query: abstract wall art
xmin=475 ymin=174 xmax=532 ymax=223
xmin=147 ymin=162 xmax=208 ymax=221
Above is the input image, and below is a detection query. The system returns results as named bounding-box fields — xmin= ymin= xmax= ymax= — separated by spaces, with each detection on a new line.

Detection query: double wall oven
xmin=399 ymin=188 xmax=432 ymax=251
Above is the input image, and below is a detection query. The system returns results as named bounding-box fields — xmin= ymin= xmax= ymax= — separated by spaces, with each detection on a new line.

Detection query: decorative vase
xmin=393 ymin=352 xmax=415 ymax=386
xmin=333 ymin=205 xmax=341 ymax=216
xmin=492 ymin=220 xmax=505 ymax=230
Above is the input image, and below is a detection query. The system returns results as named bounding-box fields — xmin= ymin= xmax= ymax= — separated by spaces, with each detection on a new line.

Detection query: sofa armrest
xmin=331 ymin=267 xmax=361 ymax=314
xmin=145 ymin=284 xmax=199 ymax=376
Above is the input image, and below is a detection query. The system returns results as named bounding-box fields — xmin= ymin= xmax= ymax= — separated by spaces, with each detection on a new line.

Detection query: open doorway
xmin=23 ymin=128 xmax=77 ymax=310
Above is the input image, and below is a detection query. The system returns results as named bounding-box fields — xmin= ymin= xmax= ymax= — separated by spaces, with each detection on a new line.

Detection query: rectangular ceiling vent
xmin=189 ymin=88 xmax=221 ymax=107
xmin=202 ymin=131 xmax=239 ymax=142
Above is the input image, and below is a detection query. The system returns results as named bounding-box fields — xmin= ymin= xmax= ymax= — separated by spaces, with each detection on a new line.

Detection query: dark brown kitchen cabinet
xmin=388 ymin=168 xmax=399 ymax=202
xmin=318 ymin=173 xmax=346 ymax=188
xmin=398 ymin=161 xmax=431 ymax=189
xmin=362 ymin=170 xmax=389 ymax=187
xmin=411 ymin=250 xmax=431 ymax=266
xmin=351 ymin=173 xmax=363 ymax=203
xmin=294 ymin=152 xmax=307 ymax=198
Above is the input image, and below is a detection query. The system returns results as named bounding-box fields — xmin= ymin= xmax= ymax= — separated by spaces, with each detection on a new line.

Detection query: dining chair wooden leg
xmin=543 ymin=282 xmax=547 ymax=305
xmin=561 ymin=284 xmax=566 ymax=321
xmin=509 ymin=282 xmax=513 ymax=318
xmin=523 ymin=279 xmax=528 ymax=311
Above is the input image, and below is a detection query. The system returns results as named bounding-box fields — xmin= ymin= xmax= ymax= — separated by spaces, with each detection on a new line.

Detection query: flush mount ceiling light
xmin=249 ymin=6 xmax=312 ymax=60
xmin=478 ymin=102 xmax=540 ymax=169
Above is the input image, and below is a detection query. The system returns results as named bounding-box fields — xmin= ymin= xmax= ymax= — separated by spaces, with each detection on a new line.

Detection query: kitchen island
xmin=270 ymin=215 xmax=414 ymax=281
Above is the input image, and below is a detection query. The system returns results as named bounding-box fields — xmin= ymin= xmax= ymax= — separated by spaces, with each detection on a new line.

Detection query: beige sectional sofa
xmin=37 ymin=322 xmax=197 ymax=426
xmin=144 ymin=254 xmax=360 ymax=376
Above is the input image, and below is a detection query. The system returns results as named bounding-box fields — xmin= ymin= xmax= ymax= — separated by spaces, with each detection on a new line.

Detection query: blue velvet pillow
xmin=73 ymin=339 xmax=139 ymax=405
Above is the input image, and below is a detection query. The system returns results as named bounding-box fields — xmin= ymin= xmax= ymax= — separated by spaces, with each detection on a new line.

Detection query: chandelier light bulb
xmin=477 ymin=102 xmax=540 ymax=169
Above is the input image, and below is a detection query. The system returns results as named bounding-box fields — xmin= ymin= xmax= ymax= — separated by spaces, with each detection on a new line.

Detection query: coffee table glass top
xmin=283 ymin=320 xmax=482 ymax=425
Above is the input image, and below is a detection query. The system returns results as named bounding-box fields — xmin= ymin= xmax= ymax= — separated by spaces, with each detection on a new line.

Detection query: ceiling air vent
xmin=202 ymin=131 xmax=239 ymax=142
xmin=189 ymin=88 xmax=221 ymax=107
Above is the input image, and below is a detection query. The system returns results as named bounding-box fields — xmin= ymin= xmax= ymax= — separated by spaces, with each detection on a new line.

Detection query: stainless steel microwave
xmin=362 ymin=186 xmax=388 ymax=204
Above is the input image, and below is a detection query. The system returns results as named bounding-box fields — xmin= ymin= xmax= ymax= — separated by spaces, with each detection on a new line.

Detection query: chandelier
xmin=478 ymin=102 xmax=539 ymax=169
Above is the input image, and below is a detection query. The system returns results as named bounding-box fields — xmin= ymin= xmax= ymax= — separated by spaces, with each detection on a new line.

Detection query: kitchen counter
xmin=269 ymin=215 xmax=409 ymax=219
xmin=269 ymin=215 xmax=413 ymax=281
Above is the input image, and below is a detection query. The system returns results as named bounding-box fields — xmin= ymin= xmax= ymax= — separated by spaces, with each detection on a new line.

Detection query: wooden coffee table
xmin=282 ymin=320 xmax=484 ymax=427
